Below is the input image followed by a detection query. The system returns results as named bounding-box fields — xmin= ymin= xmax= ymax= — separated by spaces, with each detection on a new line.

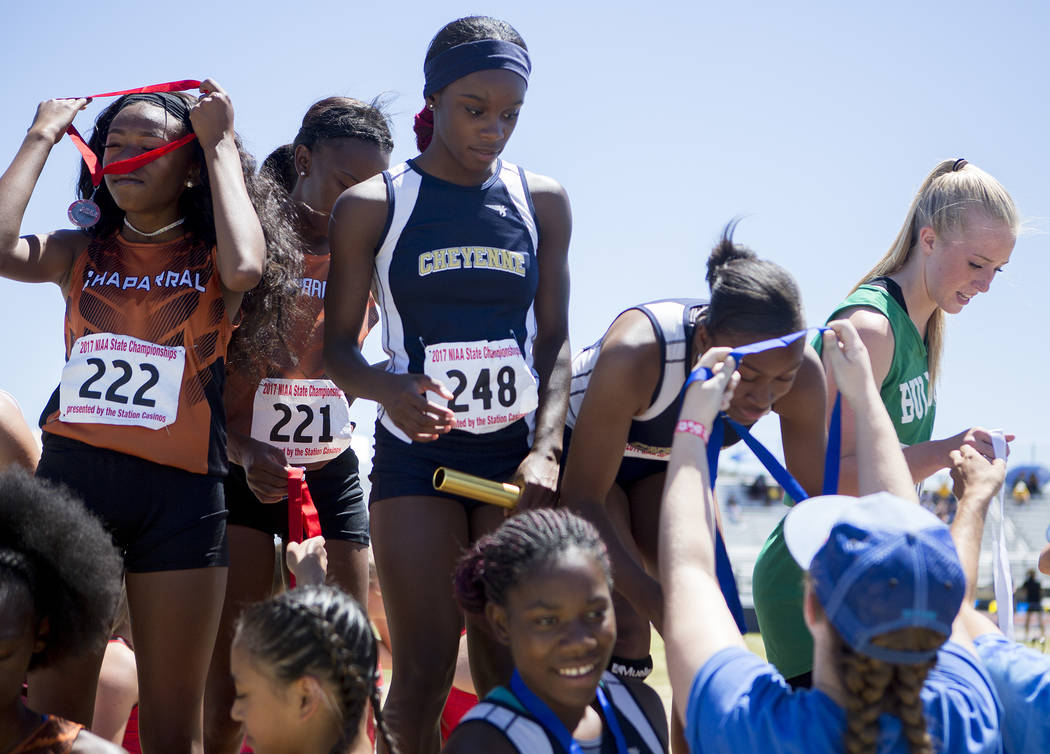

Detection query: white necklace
xmin=123 ymin=216 xmax=186 ymax=238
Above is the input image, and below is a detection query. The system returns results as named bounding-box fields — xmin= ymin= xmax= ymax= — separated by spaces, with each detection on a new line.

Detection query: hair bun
xmin=706 ymin=219 xmax=756 ymax=288
xmin=452 ymin=549 xmax=488 ymax=615
xmin=414 ymin=106 xmax=434 ymax=153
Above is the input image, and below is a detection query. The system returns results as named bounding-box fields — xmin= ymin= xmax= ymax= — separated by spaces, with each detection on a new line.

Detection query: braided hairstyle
xmin=234 ymin=585 xmax=395 ymax=754
xmin=855 ymin=159 xmax=1018 ymax=391
xmin=703 ymin=219 xmax=804 ymax=338
xmin=413 ymin=16 xmax=528 ymax=152
xmin=454 ymin=509 xmax=611 ymax=616
xmin=0 ymin=468 xmax=122 ymax=671
xmin=834 ymin=625 xmax=944 ymax=754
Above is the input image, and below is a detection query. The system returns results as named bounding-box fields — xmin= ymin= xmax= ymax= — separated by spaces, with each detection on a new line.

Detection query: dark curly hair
xmin=260 ymin=143 xmax=298 ymax=194
xmin=703 ymin=219 xmax=804 ymax=338
xmin=0 ymin=468 xmax=122 ymax=671
xmin=73 ymin=94 xmax=303 ymax=382
xmin=453 ymin=508 xmax=611 ymax=616
xmin=234 ymin=586 xmax=395 ymax=754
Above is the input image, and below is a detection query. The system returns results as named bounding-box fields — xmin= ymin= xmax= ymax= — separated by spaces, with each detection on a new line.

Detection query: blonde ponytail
xmin=853 ymin=159 xmax=1018 ymax=389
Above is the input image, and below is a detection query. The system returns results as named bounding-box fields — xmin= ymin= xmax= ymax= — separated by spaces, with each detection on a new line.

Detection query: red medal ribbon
xmin=286 ymin=467 xmax=322 ymax=588
xmin=64 ymin=80 xmax=202 ymax=187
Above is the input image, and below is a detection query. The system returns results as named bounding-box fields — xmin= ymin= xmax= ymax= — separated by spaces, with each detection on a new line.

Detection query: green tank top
xmin=752 ymin=282 xmax=936 ymax=680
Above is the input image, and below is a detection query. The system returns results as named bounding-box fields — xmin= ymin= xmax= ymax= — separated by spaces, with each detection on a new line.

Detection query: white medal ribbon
xmin=989 ymin=429 xmax=1013 ymax=638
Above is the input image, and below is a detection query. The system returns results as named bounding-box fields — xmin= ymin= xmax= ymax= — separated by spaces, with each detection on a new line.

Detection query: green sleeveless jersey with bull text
xmin=825 ymin=283 xmax=936 ymax=445
xmin=752 ymin=282 xmax=935 ymax=681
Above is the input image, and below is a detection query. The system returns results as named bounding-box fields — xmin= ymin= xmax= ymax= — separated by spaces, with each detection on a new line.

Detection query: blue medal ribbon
xmin=681 ymin=327 xmax=842 ymax=632
xmin=510 ymin=670 xmax=628 ymax=754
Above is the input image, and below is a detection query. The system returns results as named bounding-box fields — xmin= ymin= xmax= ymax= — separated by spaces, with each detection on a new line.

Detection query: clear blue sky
xmin=1 ymin=0 xmax=1047 ymax=485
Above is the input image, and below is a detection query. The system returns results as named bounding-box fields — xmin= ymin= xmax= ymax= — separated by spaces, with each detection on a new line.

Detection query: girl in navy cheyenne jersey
xmin=324 ymin=16 xmax=571 ymax=754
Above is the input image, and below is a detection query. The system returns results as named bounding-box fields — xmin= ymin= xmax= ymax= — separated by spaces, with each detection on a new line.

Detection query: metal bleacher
xmin=719 ymin=483 xmax=1050 ymax=610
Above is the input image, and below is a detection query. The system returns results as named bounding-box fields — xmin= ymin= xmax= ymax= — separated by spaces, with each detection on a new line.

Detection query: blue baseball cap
xmin=783 ymin=492 xmax=965 ymax=664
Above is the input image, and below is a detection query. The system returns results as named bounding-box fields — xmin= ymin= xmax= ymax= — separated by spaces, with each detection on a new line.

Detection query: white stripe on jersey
xmin=501 ymin=162 xmax=540 ymax=442
xmin=374 ymin=163 xmax=421 ymax=441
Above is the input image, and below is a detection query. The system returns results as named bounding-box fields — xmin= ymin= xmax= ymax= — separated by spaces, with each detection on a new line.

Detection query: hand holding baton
xmin=432 ymin=467 xmax=521 ymax=508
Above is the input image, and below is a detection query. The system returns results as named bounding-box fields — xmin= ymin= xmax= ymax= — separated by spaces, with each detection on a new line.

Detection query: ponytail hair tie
xmin=414 ymin=105 xmax=434 ymax=153
xmin=952 ymin=158 xmax=968 ymax=172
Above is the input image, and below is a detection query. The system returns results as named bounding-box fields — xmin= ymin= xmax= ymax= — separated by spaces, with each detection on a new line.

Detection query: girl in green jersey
xmin=755 ymin=158 xmax=1019 ymax=685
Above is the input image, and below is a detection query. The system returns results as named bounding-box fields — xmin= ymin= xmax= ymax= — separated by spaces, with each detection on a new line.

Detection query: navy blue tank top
xmin=373 ymin=159 xmax=540 ymax=443
xmin=568 ymin=299 xmax=706 ymax=463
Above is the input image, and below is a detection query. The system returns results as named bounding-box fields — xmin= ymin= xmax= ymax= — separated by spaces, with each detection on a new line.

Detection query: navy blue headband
xmin=423 ymin=39 xmax=531 ymax=96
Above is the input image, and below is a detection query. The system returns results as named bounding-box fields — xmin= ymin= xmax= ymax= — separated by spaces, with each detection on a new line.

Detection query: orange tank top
xmin=226 ymin=251 xmax=377 ymax=462
xmin=42 ymin=232 xmax=233 ymax=475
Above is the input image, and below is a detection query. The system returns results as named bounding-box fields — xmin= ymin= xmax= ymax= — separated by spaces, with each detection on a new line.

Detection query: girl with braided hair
xmin=230 ymin=585 xmax=394 ymax=754
xmin=660 ymin=322 xmax=1001 ymax=753
xmin=206 ymin=96 xmax=391 ymax=754
xmin=0 ymin=468 xmax=124 ymax=754
xmin=445 ymin=509 xmax=668 ymax=754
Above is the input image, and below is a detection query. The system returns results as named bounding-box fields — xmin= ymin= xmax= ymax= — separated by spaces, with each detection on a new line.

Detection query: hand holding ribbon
xmin=60 ymin=80 xmax=203 ymax=227
xmin=188 ymin=79 xmax=235 ymax=150
xmin=678 ymin=327 xmax=841 ymax=634
xmin=29 ymin=98 xmax=91 ymax=145
xmin=287 ymin=467 xmax=322 ymax=588
xmin=820 ymin=320 xmax=879 ymax=405
xmin=680 ymin=347 xmax=738 ymax=429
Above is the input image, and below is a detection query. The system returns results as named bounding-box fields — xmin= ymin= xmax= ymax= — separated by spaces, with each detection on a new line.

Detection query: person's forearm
xmin=836 ymin=437 xmax=950 ymax=496
xmin=661 ymin=430 xmax=718 ymax=581
xmin=0 ymin=132 xmax=52 ymax=260
xmin=950 ymin=491 xmax=993 ymax=604
xmin=527 ymin=331 xmax=570 ymax=459
xmin=850 ymin=382 xmax=917 ymax=501
xmin=324 ymin=338 xmax=393 ymax=406
xmin=206 ymin=138 xmax=264 ymax=291
xmin=226 ymin=429 xmax=251 ymax=469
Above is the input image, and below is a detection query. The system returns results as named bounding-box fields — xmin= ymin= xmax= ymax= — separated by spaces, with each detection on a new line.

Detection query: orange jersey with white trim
xmin=226 ymin=251 xmax=378 ymax=436
xmin=42 ymin=232 xmax=233 ymax=475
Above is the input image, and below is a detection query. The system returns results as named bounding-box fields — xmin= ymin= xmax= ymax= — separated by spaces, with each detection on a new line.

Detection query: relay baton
xmin=433 ymin=467 xmax=521 ymax=508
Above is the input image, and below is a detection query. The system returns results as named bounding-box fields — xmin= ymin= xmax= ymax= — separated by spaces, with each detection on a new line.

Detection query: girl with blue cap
xmin=753 ymin=159 xmax=1020 ymax=685
xmin=659 ymin=321 xmax=1002 ymax=753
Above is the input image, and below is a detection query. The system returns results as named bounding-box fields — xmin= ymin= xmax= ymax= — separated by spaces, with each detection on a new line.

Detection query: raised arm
xmin=821 ymin=320 xmax=916 ymax=501
xmin=187 ymin=80 xmax=263 ymax=294
xmin=511 ymin=171 xmax=571 ymax=509
xmin=0 ymin=98 xmax=91 ymax=287
xmin=324 ymin=177 xmax=454 ymax=442
xmin=659 ymin=348 xmax=744 ymax=722
xmin=561 ymin=311 xmax=664 ymax=627
xmin=947 ymin=445 xmax=1007 ymax=640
